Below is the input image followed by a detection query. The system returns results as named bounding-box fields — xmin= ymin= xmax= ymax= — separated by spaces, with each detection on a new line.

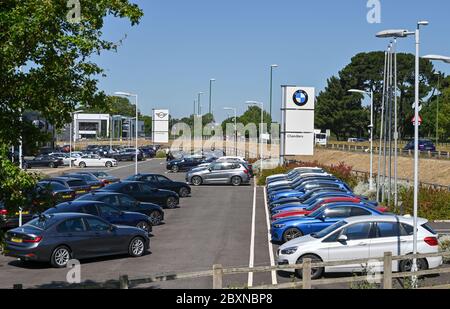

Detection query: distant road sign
xmin=412 ymin=115 xmax=423 ymax=126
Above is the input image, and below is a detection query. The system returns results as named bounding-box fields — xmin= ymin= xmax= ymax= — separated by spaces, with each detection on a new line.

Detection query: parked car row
xmin=3 ymin=170 xmax=192 ymax=268
xmin=268 ymin=167 xmax=443 ymax=279
xmin=166 ymin=155 xmax=254 ymax=187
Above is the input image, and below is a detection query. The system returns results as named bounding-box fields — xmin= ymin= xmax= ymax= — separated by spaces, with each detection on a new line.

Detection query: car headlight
xmin=280 ymin=247 xmax=298 ymax=255
xmin=273 ymin=224 xmax=285 ymax=229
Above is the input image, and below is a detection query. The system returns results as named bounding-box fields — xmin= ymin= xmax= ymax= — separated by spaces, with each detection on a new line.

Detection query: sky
xmin=94 ymin=0 xmax=450 ymax=122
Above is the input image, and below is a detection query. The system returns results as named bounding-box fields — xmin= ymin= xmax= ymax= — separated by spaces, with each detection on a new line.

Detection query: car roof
xmin=344 ymin=215 xmax=427 ymax=225
xmin=46 ymin=177 xmax=80 ymax=182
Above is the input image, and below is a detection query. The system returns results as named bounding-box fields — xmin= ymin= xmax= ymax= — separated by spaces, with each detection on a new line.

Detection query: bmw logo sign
xmin=293 ymin=90 xmax=309 ymax=107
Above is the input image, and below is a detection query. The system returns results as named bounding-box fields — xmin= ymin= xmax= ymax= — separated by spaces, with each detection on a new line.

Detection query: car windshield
xmin=311 ymin=221 xmax=347 ymax=239
xmin=38 ymin=182 xmax=66 ymax=191
xmin=94 ymin=172 xmax=108 ymax=177
xmin=26 ymin=215 xmax=58 ymax=230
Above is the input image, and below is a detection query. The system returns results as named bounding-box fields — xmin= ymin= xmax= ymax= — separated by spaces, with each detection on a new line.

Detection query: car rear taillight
xmin=243 ymin=169 xmax=249 ymax=174
xmin=102 ymin=179 xmax=110 ymax=185
xmin=23 ymin=236 xmax=43 ymax=243
xmin=0 ymin=209 xmax=8 ymax=216
xmin=424 ymin=237 xmax=438 ymax=247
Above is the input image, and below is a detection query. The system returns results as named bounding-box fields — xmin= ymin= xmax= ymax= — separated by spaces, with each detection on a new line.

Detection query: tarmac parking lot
xmin=0 ymin=159 xmax=449 ymax=289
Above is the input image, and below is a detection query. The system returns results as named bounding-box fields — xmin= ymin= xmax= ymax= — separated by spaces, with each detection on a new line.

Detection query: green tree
xmin=0 ymin=0 xmax=143 ymax=148
xmin=84 ymin=96 xmax=138 ymax=117
xmin=141 ymin=115 xmax=153 ymax=136
xmin=316 ymin=52 xmax=436 ymax=140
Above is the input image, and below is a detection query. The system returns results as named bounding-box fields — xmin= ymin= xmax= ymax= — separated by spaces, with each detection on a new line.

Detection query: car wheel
xmin=231 ymin=176 xmax=242 ymax=186
xmin=48 ymin=162 xmax=55 ymax=168
xmin=128 ymin=237 xmax=146 ymax=257
xmin=79 ymin=162 xmax=86 ymax=168
xmin=191 ymin=176 xmax=202 ymax=186
xmin=179 ymin=187 xmax=190 ymax=198
xmin=166 ymin=196 xmax=178 ymax=209
xmin=282 ymin=228 xmax=303 ymax=243
xmin=50 ymin=246 xmax=72 ymax=268
xmin=136 ymin=221 xmax=151 ymax=233
xmin=295 ymin=254 xmax=324 ymax=280
xmin=148 ymin=210 xmax=163 ymax=226
xmin=171 ymin=165 xmax=179 ymax=173
xmin=399 ymin=257 xmax=428 ymax=273
xmin=105 ymin=161 xmax=113 ymax=168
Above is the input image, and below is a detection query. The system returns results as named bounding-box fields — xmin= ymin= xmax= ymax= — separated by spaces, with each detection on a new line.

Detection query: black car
xmin=403 ymin=139 xmax=437 ymax=152
xmin=45 ymin=177 xmax=92 ymax=197
xmin=112 ymin=148 xmax=144 ymax=161
xmin=23 ymin=155 xmax=64 ymax=169
xmin=76 ymin=192 xmax=164 ymax=226
xmin=126 ymin=174 xmax=191 ymax=198
xmin=5 ymin=213 xmax=149 ymax=268
xmin=44 ymin=201 xmax=153 ymax=233
xmin=166 ymin=156 xmax=206 ymax=173
xmin=62 ymin=173 xmax=105 ymax=190
xmin=139 ymin=147 xmax=156 ymax=158
xmin=0 ymin=201 xmax=34 ymax=230
xmin=98 ymin=181 xmax=179 ymax=209
xmin=32 ymin=181 xmax=77 ymax=208
xmin=76 ymin=171 xmax=120 ymax=185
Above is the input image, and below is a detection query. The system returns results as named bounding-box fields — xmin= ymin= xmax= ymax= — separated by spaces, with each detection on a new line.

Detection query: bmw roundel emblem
xmin=293 ymin=90 xmax=309 ymax=107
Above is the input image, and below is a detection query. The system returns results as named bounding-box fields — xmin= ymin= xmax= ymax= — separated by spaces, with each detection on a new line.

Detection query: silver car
xmin=186 ymin=162 xmax=251 ymax=186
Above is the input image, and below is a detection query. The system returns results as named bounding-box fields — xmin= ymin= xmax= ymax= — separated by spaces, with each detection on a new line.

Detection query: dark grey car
xmin=186 ymin=162 xmax=251 ymax=186
xmin=5 ymin=213 xmax=150 ymax=268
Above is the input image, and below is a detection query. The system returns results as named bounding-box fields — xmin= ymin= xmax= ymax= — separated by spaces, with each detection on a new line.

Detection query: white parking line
xmin=247 ymin=183 xmax=257 ymax=287
xmin=263 ymin=186 xmax=278 ymax=285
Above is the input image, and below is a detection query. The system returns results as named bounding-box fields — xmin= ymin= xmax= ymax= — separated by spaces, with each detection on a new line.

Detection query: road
xmin=0 ymin=159 xmax=448 ymax=289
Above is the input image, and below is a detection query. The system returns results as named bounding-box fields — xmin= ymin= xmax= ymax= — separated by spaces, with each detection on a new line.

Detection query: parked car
xmin=73 ymin=154 xmax=118 ymax=168
xmin=0 ymin=201 xmax=34 ymax=230
xmin=166 ymin=156 xmax=206 ymax=172
xmin=44 ymin=201 xmax=153 ymax=233
xmin=23 ymin=155 xmax=64 ymax=169
xmin=271 ymin=202 xmax=384 ymax=243
xmin=139 ymin=147 xmax=156 ymax=158
xmin=112 ymin=149 xmax=144 ymax=162
xmin=266 ymin=167 xmax=325 ymax=185
xmin=32 ymin=181 xmax=77 ymax=208
xmin=186 ymin=162 xmax=251 ymax=186
xmin=48 ymin=152 xmax=75 ymax=166
xmin=5 ymin=213 xmax=150 ymax=268
xmin=269 ymin=181 xmax=352 ymax=203
xmin=62 ymin=173 xmax=105 ymax=190
xmin=76 ymin=171 xmax=120 ymax=185
xmin=403 ymin=139 xmax=436 ymax=152
xmin=44 ymin=177 xmax=92 ymax=197
xmin=76 ymin=192 xmax=164 ymax=226
xmin=276 ymin=216 xmax=442 ymax=279
xmin=98 ymin=181 xmax=180 ymax=209
xmin=126 ymin=174 xmax=191 ymax=197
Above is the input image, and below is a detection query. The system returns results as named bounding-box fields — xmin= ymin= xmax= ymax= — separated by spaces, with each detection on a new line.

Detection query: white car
xmin=49 ymin=153 xmax=75 ymax=166
xmin=267 ymin=172 xmax=332 ymax=189
xmin=73 ymin=154 xmax=118 ymax=168
xmin=216 ymin=156 xmax=247 ymax=163
xmin=266 ymin=167 xmax=324 ymax=182
xmin=276 ymin=216 xmax=442 ymax=279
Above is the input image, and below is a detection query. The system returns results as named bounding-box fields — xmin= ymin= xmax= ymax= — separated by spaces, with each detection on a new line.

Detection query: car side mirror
xmin=338 ymin=234 xmax=348 ymax=243
xmin=109 ymin=225 xmax=117 ymax=232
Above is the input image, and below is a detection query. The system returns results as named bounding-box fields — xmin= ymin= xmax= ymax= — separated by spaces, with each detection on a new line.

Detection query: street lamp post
xmin=197 ymin=92 xmax=204 ymax=116
xmin=349 ymin=89 xmax=374 ymax=191
xmin=115 ymin=92 xmax=139 ymax=175
xmin=269 ymin=65 xmax=278 ymax=119
xmin=376 ymin=21 xmax=429 ymax=285
xmin=245 ymin=101 xmax=264 ymax=172
xmin=209 ymin=79 xmax=216 ymax=115
xmin=224 ymin=107 xmax=237 ymax=156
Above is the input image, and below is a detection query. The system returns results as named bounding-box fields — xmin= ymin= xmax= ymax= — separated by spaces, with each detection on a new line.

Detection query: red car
xmin=271 ymin=197 xmax=388 ymax=222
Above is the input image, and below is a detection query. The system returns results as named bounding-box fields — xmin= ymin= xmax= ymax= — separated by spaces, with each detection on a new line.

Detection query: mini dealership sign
xmin=280 ymin=86 xmax=315 ymax=160
xmin=152 ymin=109 xmax=170 ymax=143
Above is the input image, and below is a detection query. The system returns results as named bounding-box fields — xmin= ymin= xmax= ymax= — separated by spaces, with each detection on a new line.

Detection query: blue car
xmin=269 ymin=181 xmax=352 ymax=203
xmin=267 ymin=175 xmax=336 ymax=195
xmin=43 ymin=201 xmax=153 ymax=234
xmin=268 ymin=188 xmax=349 ymax=208
xmin=269 ymin=190 xmax=354 ymax=210
xmin=271 ymin=202 xmax=384 ymax=243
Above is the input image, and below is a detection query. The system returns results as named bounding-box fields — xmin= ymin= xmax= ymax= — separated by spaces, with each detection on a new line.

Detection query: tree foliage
xmin=0 ymin=0 xmax=143 ymax=147
xmin=316 ymin=52 xmax=437 ymax=140
xmin=221 ymin=106 xmax=272 ymax=136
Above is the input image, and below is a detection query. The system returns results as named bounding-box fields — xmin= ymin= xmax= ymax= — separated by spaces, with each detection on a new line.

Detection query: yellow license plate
xmin=62 ymin=195 xmax=72 ymax=199
xmin=11 ymin=238 xmax=22 ymax=243
xmin=76 ymin=190 xmax=86 ymax=194
xmin=15 ymin=211 xmax=30 ymax=216
xmin=91 ymin=186 xmax=100 ymax=189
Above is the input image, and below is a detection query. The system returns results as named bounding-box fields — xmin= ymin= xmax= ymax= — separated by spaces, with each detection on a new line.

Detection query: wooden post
xmin=213 ymin=264 xmax=223 ymax=289
xmin=119 ymin=275 xmax=129 ymax=289
xmin=383 ymin=252 xmax=392 ymax=289
xmin=302 ymin=258 xmax=312 ymax=289
xmin=13 ymin=284 xmax=23 ymax=289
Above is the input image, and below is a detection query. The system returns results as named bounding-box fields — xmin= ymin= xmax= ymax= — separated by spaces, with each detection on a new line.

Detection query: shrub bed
xmin=396 ymin=187 xmax=450 ymax=221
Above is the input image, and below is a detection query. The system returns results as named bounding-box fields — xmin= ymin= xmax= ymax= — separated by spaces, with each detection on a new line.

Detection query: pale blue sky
xmin=94 ymin=0 xmax=450 ymax=121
